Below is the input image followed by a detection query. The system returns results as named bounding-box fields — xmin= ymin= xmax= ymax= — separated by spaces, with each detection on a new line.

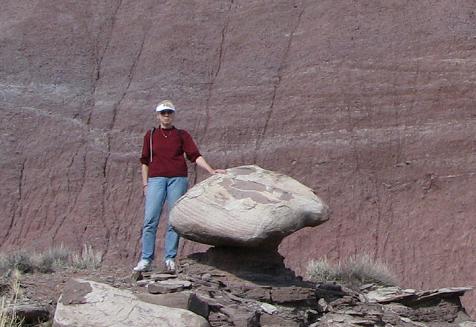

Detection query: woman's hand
xmin=141 ymin=164 xmax=149 ymax=197
xmin=143 ymin=185 xmax=148 ymax=197
xmin=211 ymin=169 xmax=226 ymax=174
xmin=196 ymin=156 xmax=226 ymax=175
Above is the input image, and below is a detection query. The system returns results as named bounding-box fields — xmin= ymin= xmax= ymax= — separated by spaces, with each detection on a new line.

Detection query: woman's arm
xmin=141 ymin=164 xmax=149 ymax=196
xmin=195 ymin=156 xmax=226 ymax=174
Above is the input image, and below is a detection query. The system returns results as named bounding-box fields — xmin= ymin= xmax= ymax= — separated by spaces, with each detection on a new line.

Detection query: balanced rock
xmin=170 ymin=165 xmax=329 ymax=248
xmin=53 ymin=279 xmax=209 ymax=327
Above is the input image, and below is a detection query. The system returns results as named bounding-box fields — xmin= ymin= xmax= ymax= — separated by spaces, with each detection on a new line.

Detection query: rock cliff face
xmin=1 ymin=0 xmax=475 ymax=315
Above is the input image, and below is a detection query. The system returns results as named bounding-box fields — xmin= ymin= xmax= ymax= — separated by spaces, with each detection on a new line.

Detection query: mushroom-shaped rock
xmin=170 ymin=165 xmax=330 ymax=248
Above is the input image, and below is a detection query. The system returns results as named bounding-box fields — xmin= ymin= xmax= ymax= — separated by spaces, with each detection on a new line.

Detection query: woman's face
xmin=157 ymin=110 xmax=174 ymax=127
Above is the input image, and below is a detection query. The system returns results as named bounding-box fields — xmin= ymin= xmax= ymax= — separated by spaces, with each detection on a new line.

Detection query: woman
xmin=134 ymin=100 xmax=225 ymax=272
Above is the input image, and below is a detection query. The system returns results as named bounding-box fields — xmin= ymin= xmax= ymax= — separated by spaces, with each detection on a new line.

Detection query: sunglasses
xmin=159 ymin=110 xmax=174 ymax=115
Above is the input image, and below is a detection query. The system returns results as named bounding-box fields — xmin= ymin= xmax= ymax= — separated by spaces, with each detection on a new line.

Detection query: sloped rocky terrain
xmin=1 ymin=0 xmax=475 ymax=314
xmin=53 ymin=251 xmax=475 ymax=326
xmin=2 ymin=254 xmax=474 ymax=326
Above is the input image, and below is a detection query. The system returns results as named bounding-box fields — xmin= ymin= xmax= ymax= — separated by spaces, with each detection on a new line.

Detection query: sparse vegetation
xmin=0 ymin=246 xmax=102 ymax=326
xmin=71 ymin=244 xmax=103 ymax=270
xmin=32 ymin=246 xmax=72 ymax=273
xmin=0 ymin=244 xmax=103 ymax=275
xmin=307 ymin=254 xmax=398 ymax=288
xmin=306 ymin=257 xmax=340 ymax=282
xmin=0 ymin=252 xmax=33 ymax=274
xmin=0 ymin=270 xmax=23 ymax=327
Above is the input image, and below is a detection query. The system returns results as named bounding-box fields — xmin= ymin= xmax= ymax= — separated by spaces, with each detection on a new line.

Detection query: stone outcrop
xmin=53 ymin=279 xmax=209 ymax=327
xmin=1 ymin=0 xmax=475 ymax=315
xmin=125 ymin=254 xmax=475 ymax=327
xmin=170 ymin=165 xmax=329 ymax=248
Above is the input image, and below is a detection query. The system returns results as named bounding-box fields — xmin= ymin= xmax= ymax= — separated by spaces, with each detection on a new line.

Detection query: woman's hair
xmin=157 ymin=100 xmax=175 ymax=110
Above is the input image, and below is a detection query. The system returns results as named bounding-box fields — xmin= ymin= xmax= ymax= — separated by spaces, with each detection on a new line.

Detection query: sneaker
xmin=133 ymin=259 xmax=151 ymax=272
xmin=165 ymin=259 xmax=176 ymax=273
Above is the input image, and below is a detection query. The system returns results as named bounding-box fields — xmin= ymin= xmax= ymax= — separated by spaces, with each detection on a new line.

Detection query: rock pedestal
xmin=187 ymin=246 xmax=298 ymax=283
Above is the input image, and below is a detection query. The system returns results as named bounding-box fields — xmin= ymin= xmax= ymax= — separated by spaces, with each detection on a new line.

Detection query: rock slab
xmin=170 ymin=165 xmax=330 ymax=248
xmin=53 ymin=279 xmax=209 ymax=327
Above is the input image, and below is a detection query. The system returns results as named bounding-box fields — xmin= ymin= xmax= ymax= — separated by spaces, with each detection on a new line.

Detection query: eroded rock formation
xmin=170 ymin=165 xmax=329 ymax=248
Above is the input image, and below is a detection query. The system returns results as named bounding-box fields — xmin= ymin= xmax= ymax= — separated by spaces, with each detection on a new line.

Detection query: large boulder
xmin=53 ymin=279 xmax=209 ymax=327
xmin=170 ymin=165 xmax=330 ymax=248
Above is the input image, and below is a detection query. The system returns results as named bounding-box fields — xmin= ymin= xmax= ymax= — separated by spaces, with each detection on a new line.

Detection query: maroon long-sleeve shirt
xmin=140 ymin=127 xmax=201 ymax=177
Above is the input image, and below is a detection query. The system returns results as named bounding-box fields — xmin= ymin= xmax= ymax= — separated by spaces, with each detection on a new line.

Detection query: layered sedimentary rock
xmin=1 ymin=0 xmax=475 ymax=314
xmin=131 ymin=256 xmax=475 ymax=327
xmin=170 ymin=165 xmax=329 ymax=248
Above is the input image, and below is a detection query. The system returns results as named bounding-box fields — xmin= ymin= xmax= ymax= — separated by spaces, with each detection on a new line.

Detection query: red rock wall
xmin=1 ymin=0 xmax=475 ymax=314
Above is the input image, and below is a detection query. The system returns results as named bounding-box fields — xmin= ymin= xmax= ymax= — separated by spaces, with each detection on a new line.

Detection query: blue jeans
xmin=141 ymin=176 xmax=188 ymax=262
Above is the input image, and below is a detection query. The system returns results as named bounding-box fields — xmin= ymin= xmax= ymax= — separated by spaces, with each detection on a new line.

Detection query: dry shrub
xmin=71 ymin=244 xmax=103 ymax=270
xmin=0 ymin=244 xmax=102 ymax=274
xmin=307 ymin=254 xmax=398 ymax=288
xmin=306 ymin=257 xmax=339 ymax=282
xmin=0 ymin=252 xmax=33 ymax=274
xmin=340 ymin=254 xmax=398 ymax=286
xmin=32 ymin=246 xmax=71 ymax=273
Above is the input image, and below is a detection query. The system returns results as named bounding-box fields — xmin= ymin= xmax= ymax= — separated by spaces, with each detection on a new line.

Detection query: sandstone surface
xmin=170 ymin=165 xmax=329 ymax=248
xmin=53 ymin=279 xmax=209 ymax=327
xmin=1 ymin=0 xmax=475 ymax=315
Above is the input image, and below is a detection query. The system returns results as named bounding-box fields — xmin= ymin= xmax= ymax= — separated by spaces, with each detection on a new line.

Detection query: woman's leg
xmin=141 ymin=177 xmax=167 ymax=261
xmin=164 ymin=177 xmax=188 ymax=260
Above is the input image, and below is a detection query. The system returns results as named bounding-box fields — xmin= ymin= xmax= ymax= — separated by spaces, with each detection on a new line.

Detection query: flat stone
xmin=366 ymin=287 xmax=416 ymax=303
xmin=147 ymin=279 xmax=192 ymax=294
xmin=260 ymin=303 xmax=278 ymax=315
xmin=136 ymin=280 xmax=151 ymax=287
xmin=244 ymin=287 xmax=272 ymax=302
xmin=54 ymin=279 xmax=209 ymax=327
xmin=150 ymin=273 xmax=178 ymax=281
xmin=414 ymin=287 xmax=473 ymax=302
xmin=147 ymin=283 xmax=183 ymax=294
xmin=159 ymin=279 xmax=192 ymax=288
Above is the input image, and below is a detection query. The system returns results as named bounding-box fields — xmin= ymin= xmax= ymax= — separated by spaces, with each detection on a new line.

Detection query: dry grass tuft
xmin=0 ymin=270 xmax=23 ymax=327
xmin=340 ymin=254 xmax=398 ymax=286
xmin=306 ymin=257 xmax=339 ymax=282
xmin=307 ymin=254 xmax=398 ymax=288
xmin=32 ymin=246 xmax=71 ymax=273
xmin=0 ymin=244 xmax=102 ymax=275
xmin=71 ymin=244 xmax=103 ymax=270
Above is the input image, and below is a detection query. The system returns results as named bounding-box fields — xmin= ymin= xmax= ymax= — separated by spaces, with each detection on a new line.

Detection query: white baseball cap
xmin=155 ymin=100 xmax=176 ymax=112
